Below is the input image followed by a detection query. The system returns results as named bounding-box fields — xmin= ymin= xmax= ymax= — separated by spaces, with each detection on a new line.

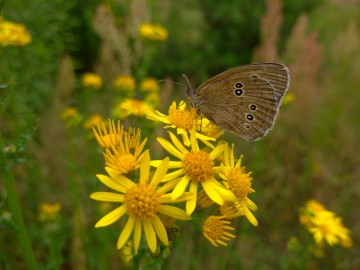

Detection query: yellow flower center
xmin=123 ymin=184 xmax=161 ymax=220
xmin=226 ymin=168 xmax=253 ymax=199
xmin=183 ymin=150 xmax=214 ymax=182
xmin=168 ymin=104 xmax=196 ymax=130
xmin=203 ymin=216 xmax=224 ymax=239
xmin=106 ymin=154 xmax=137 ymax=174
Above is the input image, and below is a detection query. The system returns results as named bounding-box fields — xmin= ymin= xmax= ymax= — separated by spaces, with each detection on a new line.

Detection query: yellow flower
xmin=81 ymin=73 xmax=103 ymax=90
xmin=0 ymin=18 xmax=32 ymax=46
xmin=309 ymin=211 xmax=353 ymax=248
xmin=60 ymin=107 xmax=82 ymax=128
xmin=93 ymin=119 xmax=123 ymax=149
xmin=282 ymin=92 xmax=295 ymax=105
xmin=202 ymin=216 xmax=236 ymax=247
xmin=219 ymin=144 xmax=258 ymax=226
xmin=114 ymin=98 xmax=154 ymax=118
xmin=147 ymin=101 xmax=216 ymax=146
xmin=300 ymin=200 xmax=353 ymax=248
xmin=152 ymin=128 xmax=235 ymax=215
xmin=38 ymin=203 xmax=61 ymax=222
xmin=139 ymin=78 xmax=159 ymax=92
xmin=103 ymin=126 xmax=148 ymax=175
xmin=113 ymin=75 xmax=136 ymax=92
xmin=139 ymin=23 xmax=168 ymax=41
xmin=84 ymin=114 xmax=103 ymax=130
xmin=90 ymin=153 xmax=191 ymax=253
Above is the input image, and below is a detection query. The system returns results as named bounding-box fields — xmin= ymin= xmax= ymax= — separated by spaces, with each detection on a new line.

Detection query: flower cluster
xmin=0 ymin=17 xmax=32 ymax=47
xmin=111 ymin=76 xmax=159 ymax=119
xmin=299 ymin=199 xmax=352 ymax=248
xmin=90 ymin=101 xmax=258 ymax=254
xmin=139 ymin=23 xmax=168 ymax=41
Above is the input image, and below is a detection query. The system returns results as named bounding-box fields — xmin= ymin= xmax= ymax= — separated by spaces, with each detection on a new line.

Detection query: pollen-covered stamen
xmin=104 ymin=151 xmax=137 ymax=174
xmin=226 ymin=168 xmax=253 ymax=199
xmin=168 ymin=103 xmax=197 ymax=130
xmin=123 ymin=184 xmax=161 ymax=220
xmin=183 ymin=150 xmax=214 ymax=182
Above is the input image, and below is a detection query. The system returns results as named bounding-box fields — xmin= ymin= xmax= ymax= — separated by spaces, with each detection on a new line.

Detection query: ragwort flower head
xmin=93 ymin=120 xmax=148 ymax=175
xmin=113 ymin=75 xmax=136 ymax=92
xmin=0 ymin=18 xmax=32 ymax=46
xmin=300 ymin=200 xmax=353 ymax=248
xmin=81 ymin=72 xmax=103 ymax=90
xmin=114 ymin=99 xmax=154 ymax=119
xmin=147 ymin=101 xmax=218 ymax=146
xmin=152 ymin=128 xmax=235 ymax=215
xmin=202 ymin=215 xmax=236 ymax=247
xmin=90 ymin=153 xmax=191 ymax=253
xmin=139 ymin=23 xmax=168 ymax=41
xmin=219 ymin=144 xmax=258 ymax=226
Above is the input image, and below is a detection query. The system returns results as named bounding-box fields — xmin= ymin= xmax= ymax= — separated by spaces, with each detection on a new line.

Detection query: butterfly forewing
xmin=188 ymin=63 xmax=290 ymax=141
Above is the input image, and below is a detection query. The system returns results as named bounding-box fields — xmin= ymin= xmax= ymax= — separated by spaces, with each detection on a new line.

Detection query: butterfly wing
xmin=193 ymin=63 xmax=290 ymax=141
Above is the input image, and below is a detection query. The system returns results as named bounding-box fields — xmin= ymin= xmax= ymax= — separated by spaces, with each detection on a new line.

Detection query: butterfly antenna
xmin=182 ymin=74 xmax=192 ymax=88
xmin=158 ymin=79 xmax=186 ymax=87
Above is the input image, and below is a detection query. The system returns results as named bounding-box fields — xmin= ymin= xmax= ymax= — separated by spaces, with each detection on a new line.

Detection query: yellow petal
xmin=160 ymin=192 xmax=192 ymax=203
xmin=189 ymin=127 xmax=199 ymax=152
xmin=104 ymin=168 xmax=136 ymax=189
xmin=134 ymin=140 xmax=148 ymax=159
xmin=117 ymin=216 xmax=135 ymax=249
xmin=133 ymin=219 xmax=142 ymax=254
xmin=150 ymin=160 xmax=162 ymax=167
xmin=95 ymin=205 xmax=126 ymax=227
xmin=244 ymin=206 xmax=258 ymax=226
xmin=143 ymin=220 xmax=157 ymax=253
xmin=140 ymin=152 xmax=150 ymax=184
xmin=163 ymin=168 xmax=185 ymax=182
xmin=157 ymin=178 xmax=181 ymax=194
xmin=157 ymin=137 xmax=184 ymax=160
xmin=172 ymin=174 xmax=190 ymax=199
xmin=151 ymin=157 xmax=169 ymax=187
xmin=186 ymin=182 xmax=198 ymax=215
xmin=158 ymin=205 xmax=191 ymax=220
xmin=202 ymin=180 xmax=224 ymax=205
xmin=96 ymin=174 xmax=127 ymax=193
xmin=169 ymin=131 xmax=189 ymax=155
xmin=90 ymin=192 xmax=124 ymax=202
xmin=209 ymin=178 xmax=235 ymax=202
xmin=209 ymin=144 xmax=225 ymax=160
xmin=146 ymin=111 xmax=171 ymax=124
xmin=151 ymin=215 xmax=168 ymax=246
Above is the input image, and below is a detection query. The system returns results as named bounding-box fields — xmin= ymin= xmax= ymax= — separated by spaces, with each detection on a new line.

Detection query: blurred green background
xmin=1 ymin=0 xmax=360 ymax=269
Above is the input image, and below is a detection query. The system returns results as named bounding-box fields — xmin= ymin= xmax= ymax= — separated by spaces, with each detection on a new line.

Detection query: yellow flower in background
xmin=219 ymin=144 xmax=258 ymax=226
xmin=60 ymin=106 xmax=82 ymax=128
xmin=114 ymin=98 xmax=154 ymax=118
xmin=0 ymin=18 xmax=32 ymax=46
xmin=202 ymin=216 xmax=236 ymax=247
xmin=147 ymin=101 xmax=215 ymax=146
xmin=140 ymin=78 xmax=160 ymax=93
xmin=139 ymin=23 xmax=168 ymax=41
xmin=84 ymin=114 xmax=103 ymax=130
xmin=282 ymin=92 xmax=295 ymax=106
xmin=113 ymin=75 xmax=136 ymax=92
xmin=81 ymin=73 xmax=103 ymax=90
xmin=152 ymin=128 xmax=235 ymax=215
xmin=38 ymin=202 xmax=61 ymax=222
xmin=299 ymin=199 xmax=353 ymax=248
xmin=90 ymin=153 xmax=191 ymax=253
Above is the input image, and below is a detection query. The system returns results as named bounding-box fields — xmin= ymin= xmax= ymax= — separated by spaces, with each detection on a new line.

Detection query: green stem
xmin=0 ymin=133 xmax=38 ymax=270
